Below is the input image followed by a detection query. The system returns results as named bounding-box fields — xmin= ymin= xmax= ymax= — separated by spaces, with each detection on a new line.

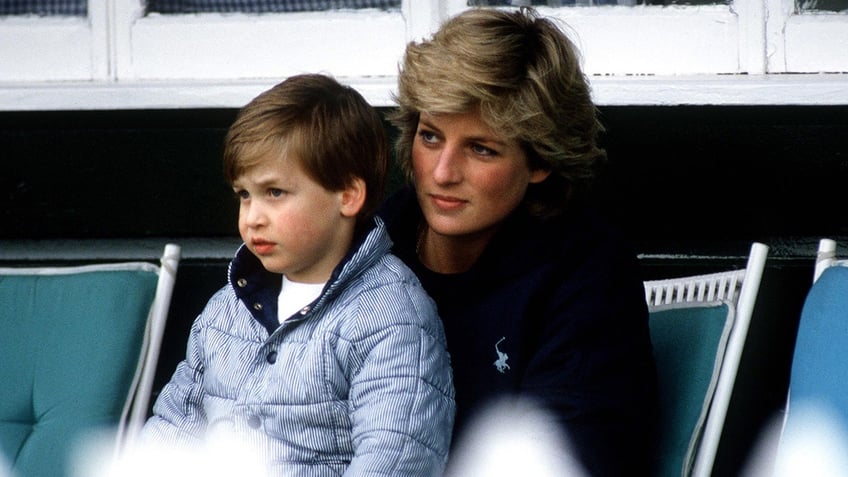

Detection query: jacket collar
xmin=227 ymin=216 xmax=390 ymax=334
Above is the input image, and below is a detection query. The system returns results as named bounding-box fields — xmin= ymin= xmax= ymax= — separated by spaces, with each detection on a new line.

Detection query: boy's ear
xmin=339 ymin=177 xmax=366 ymax=218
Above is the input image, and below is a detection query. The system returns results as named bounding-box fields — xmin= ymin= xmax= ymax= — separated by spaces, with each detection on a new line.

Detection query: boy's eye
xmin=269 ymin=188 xmax=284 ymax=198
xmin=234 ymin=189 xmax=249 ymax=200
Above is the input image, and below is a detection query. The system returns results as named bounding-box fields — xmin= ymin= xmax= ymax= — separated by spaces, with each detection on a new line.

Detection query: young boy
xmin=141 ymin=74 xmax=455 ymax=476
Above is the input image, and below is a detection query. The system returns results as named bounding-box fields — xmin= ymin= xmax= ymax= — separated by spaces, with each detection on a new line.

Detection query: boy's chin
xmin=252 ymin=254 xmax=286 ymax=274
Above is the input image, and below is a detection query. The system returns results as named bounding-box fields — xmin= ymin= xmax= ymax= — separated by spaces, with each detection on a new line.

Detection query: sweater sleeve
xmin=520 ymin=239 xmax=658 ymax=477
xmin=343 ymin=282 xmax=455 ymax=477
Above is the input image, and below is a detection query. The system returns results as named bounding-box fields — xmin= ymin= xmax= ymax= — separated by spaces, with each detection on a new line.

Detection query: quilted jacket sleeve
xmin=139 ymin=294 xmax=212 ymax=447
xmin=343 ymin=281 xmax=455 ymax=477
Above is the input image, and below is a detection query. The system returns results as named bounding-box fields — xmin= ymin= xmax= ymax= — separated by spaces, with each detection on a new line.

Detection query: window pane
xmin=469 ymin=0 xmax=728 ymax=6
xmin=147 ymin=0 xmax=401 ymax=13
xmin=797 ymin=0 xmax=848 ymax=11
xmin=0 ymin=0 xmax=86 ymax=15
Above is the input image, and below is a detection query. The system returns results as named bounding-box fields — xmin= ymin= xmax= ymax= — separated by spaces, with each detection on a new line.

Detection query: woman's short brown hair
xmin=391 ymin=7 xmax=606 ymax=217
xmin=223 ymin=74 xmax=389 ymax=220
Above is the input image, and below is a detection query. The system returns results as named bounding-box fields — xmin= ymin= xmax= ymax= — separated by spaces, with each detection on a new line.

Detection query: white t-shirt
xmin=277 ymin=276 xmax=325 ymax=323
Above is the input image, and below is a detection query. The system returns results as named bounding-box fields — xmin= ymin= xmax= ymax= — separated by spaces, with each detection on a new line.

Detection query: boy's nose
xmin=243 ymin=202 xmax=267 ymax=227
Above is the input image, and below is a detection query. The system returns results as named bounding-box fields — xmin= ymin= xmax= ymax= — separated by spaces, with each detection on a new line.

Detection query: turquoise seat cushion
xmin=786 ymin=265 xmax=848 ymax=423
xmin=0 ymin=268 xmax=158 ymax=477
xmin=649 ymin=301 xmax=733 ymax=477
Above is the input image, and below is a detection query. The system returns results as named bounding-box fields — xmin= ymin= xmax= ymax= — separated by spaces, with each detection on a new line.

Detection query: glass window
xmin=147 ymin=0 xmax=400 ymax=14
xmin=0 ymin=0 xmax=86 ymax=15
xmin=469 ymin=0 xmax=727 ymax=6
xmin=797 ymin=0 xmax=848 ymax=11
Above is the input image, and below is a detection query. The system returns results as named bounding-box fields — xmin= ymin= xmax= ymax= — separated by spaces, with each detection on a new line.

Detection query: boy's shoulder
xmin=333 ymin=251 xmax=441 ymax=330
xmin=187 ymin=283 xmax=262 ymax=339
xmin=356 ymin=250 xmax=429 ymax=297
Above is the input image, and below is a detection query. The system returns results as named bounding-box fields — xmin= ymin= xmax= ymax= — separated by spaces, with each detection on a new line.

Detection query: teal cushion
xmin=784 ymin=265 xmax=848 ymax=433
xmin=649 ymin=301 xmax=733 ymax=477
xmin=0 ymin=268 xmax=158 ymax=477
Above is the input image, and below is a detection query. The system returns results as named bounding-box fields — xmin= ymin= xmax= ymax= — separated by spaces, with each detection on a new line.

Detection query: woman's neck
xmin=417 ymin=224 xmax=496 ymax=274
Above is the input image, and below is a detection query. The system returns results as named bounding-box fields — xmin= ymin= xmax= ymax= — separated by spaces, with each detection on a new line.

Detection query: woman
xmin=379 ymin=7 xmax=658 ymax=476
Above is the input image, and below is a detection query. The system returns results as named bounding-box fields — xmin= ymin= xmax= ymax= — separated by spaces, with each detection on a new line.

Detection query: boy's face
xmin=232 ymin=153 xmax=353 ymax=283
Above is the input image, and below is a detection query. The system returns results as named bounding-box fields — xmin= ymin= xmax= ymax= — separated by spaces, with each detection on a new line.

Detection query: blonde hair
xmin=391 ymin=7 xmax=605 ymax=217
xmin=223 ymin=74 xmax=388 ymax=220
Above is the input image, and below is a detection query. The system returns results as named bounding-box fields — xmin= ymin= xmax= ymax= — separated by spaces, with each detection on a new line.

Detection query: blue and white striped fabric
xmin=142 ymin=217 xmax=455 ymax=476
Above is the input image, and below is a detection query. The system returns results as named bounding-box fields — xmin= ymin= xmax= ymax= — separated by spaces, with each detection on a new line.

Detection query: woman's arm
xmin=520 ymin=242 xmax=658 ymax=477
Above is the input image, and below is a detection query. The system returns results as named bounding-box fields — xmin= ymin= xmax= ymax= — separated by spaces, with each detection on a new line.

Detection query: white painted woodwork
xmin=0 ymin=0 xmax=845 ymax=109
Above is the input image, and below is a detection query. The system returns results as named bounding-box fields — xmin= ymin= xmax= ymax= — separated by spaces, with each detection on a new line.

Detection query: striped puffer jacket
xmin=142 ymin=217 xmax=455 ymax=476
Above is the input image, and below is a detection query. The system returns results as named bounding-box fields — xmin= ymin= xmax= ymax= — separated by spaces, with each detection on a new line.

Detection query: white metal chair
xmin=124 ymin=244 xmax=182 ymax=441
xmin=0 ymin=243 xmax=180 ymax=477
xmin=644 ymin=242 xmax=769 ymax=477
xmin=813 ymin=237 xmax=839 ymax=282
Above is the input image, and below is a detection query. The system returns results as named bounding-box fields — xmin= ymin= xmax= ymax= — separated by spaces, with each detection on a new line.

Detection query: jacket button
xmin=237 ymin=278 xmax=247 ymax=288
xmin=253 ymin=302 xmax=263 ymax=311
xmin=246 ymin=415 xmax=261 ymax=429
xmin=266 ymin=351 xmax=278 ymax=364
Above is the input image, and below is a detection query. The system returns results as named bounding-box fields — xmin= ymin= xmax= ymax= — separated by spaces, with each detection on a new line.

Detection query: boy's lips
xmin=252 ymin=240 xmax=275 ymax=255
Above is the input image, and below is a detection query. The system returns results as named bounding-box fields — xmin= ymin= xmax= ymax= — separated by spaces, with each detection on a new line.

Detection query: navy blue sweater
xmin=380 ymin=187 xmax=658 ymax=477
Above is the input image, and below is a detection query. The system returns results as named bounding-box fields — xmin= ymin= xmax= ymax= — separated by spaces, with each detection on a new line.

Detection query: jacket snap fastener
xmin=247 ymin=414 xmax=261 ymax=429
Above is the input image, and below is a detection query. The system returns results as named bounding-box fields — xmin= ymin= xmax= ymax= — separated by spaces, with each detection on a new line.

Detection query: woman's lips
xmin=430 ymin=194 xmax=466 ymax=212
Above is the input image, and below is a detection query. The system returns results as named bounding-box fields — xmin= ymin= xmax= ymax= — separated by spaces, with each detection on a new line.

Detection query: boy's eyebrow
xmin=233 ymin=173 xmax=287 ymax=188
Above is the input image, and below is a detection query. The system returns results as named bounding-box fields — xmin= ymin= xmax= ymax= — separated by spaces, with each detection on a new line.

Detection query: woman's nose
xmin=432 ymin=146 xmax=463 ymax=185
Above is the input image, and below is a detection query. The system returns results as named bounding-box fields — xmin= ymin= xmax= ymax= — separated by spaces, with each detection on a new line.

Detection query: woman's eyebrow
xmin=420 ymin=117 xmax=507 ymax=146
xmin=417 ymin=116 xmax=441 ymax=132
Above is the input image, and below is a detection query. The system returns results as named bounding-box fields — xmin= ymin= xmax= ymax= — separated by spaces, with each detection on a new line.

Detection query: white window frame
xmin=0 ymin=0 xmax=846 ymax=110
xmin=0 ymin=4 xmax=109 ymax=82
xmin=767 ymin=0 xmax=848 ymax=73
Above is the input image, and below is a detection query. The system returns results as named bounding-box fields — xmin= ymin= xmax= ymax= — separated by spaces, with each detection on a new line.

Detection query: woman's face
xmin=411 ymin=110 xmax=550 ymax=240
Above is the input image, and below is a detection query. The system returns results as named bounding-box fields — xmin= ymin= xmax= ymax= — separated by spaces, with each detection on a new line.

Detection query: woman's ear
xmin=529 ymin=168 xmax=552 ymax=184
xmin=339 ymin=177 xmax=366 ymax=218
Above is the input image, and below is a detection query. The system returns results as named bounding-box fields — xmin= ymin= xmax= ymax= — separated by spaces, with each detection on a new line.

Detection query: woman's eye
xmin=471 ymin=143 xmax=496 ymax=156
xmin=418 ymin=130 xmax=438 ymax=144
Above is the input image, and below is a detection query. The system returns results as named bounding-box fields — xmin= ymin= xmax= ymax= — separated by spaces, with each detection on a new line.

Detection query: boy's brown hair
xmin=224 ymin=74 xmax=389 ymax=220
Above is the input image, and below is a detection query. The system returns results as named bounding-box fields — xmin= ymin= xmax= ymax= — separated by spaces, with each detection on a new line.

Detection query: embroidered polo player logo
xmin=494 ymin=336 xmax=510 ymax=374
